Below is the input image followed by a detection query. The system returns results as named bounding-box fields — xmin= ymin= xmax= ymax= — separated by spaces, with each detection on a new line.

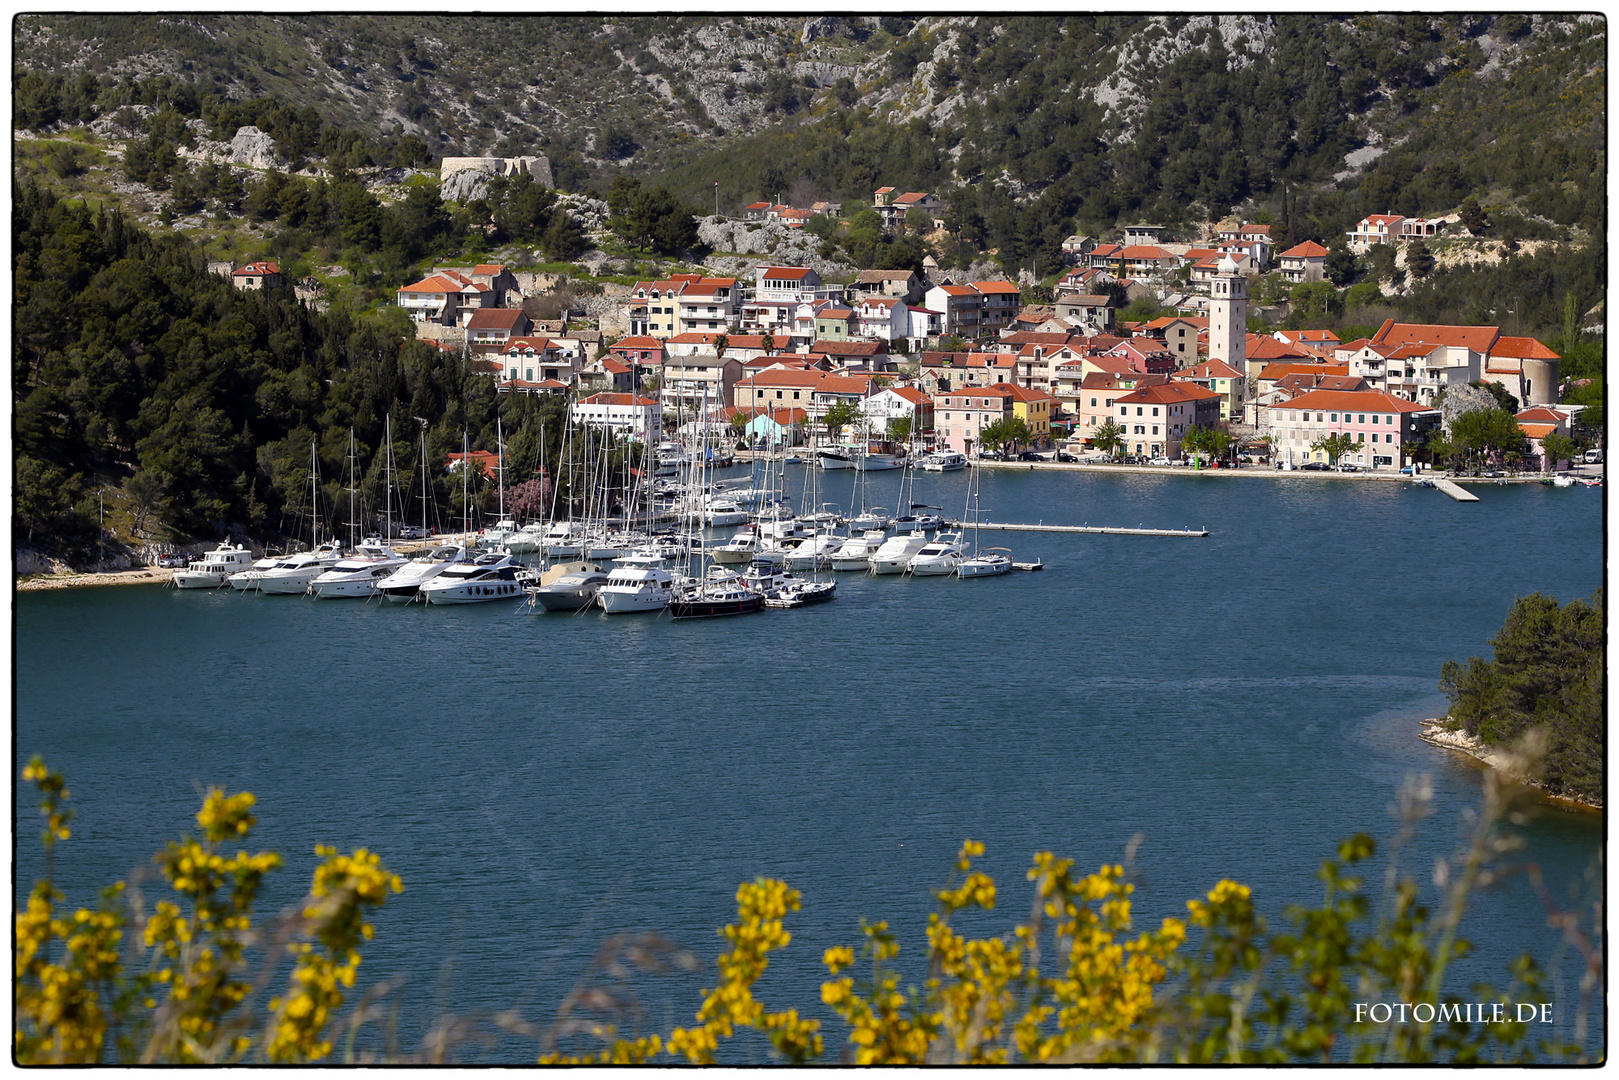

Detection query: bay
xmin=15 ymin=468 xmax=1604 ymax=1059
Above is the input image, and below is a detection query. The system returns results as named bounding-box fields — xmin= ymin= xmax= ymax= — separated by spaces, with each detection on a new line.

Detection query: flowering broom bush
xmin=14 ymin=744 xmax=1599 ymax=1064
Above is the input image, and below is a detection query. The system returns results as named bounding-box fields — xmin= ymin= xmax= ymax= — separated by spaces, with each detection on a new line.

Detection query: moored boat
xmin=173 ymin=541 xmax=256 ymax=589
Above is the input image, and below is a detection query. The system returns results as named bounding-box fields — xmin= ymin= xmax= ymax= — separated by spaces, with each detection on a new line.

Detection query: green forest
xmin=1439 ymin=591 xmax=1603 ymax=804
xmin=13 ymin=180 xmax=638 ymax=561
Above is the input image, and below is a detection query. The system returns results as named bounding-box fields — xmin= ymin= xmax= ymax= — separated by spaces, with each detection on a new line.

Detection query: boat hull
xmin=596 ymin=589 xmax=670 ymax=614
xmin=529 ymin=584 xmax=604 ymax=611
xmin=958 ymin=558 xmax=1012 ymax=578
xmin=422 ymin=580 xmax=524 ymax=604
xmin=173 ymin=572 xmax=229 ymax=589
xmin=669 ymin=594 xmax=765 ymax=619
xmin=909 ymin=556 xmax=961 ymax=576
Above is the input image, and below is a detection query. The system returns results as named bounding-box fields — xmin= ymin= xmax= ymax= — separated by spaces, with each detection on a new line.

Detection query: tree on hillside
xmin=1325 ymin=247 xmax=1359 ymax=287
xmin=1405 ymin=240 xmax=1435 ymax=279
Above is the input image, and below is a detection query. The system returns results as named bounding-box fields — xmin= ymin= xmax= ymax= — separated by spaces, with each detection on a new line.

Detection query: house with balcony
xmin=1277 ymin=241 xmax=1330 ymax=284
xmin=1262 ymin=389 xmax=1439 ymax=469
xmin=969 ymin=280 xmax=1023 ymax=334
xmin=571 ymin=392 xmax=662 ymax=444
xmin=1215 ymin=223 xmax=1273 ymax=268
xmin=397 ymin=270 xmax=494 ymax=326
xmin=853 ymin=296 xmax=907 ymax=342
xmin=1111 ymin=382 xmax=1223 ymax=458
xmin=923 ymin=284 xmax=985 ymax=339
xmin=1364 ymin=320 xmax=1496 ymax=404
xmin=918 ymin=351 xmax=1017 ymax=392
xmin=465 ymin=307 xmax=534 ymax=354
xmin=1346 ymin=214 xmax=1406 ymax=251
xmin=736 ymin=406 xmax=809 ymax=447
xmin=1054 ymin=292 xmax=1117 ymax=332
xmin=497 ymin=337 xmax=576 ymax=384
xmin=1004 ymin=384 xmax=1058 ymax=446
xmin=732 ymin=370 xmax=876 ymax=441
xmin=862 ymin=386 xmax=933 ymax=439
xmin=1514 ymin=406 xmax=1572 ymax=470
xmin=1140 ymin=316 xmax=1207 ymax=367
xmin=933 ymin=385 xmax=1014 ymax=455
xmin=660 ymin=353 xmax=745 ymax=420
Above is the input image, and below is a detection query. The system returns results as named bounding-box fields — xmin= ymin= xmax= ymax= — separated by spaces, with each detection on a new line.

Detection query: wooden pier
xmin=947 ymin=521 xmax=1208 ymax=537
xmin=1431 ymin=478 xmax=1480 ymax=502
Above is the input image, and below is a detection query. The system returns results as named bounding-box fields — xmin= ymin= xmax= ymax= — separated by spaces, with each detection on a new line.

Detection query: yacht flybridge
xmin=172 ymin=541 xmax=256 ymax=588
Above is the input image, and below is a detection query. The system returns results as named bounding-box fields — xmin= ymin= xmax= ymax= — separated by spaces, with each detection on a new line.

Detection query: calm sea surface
xmin=15 ymin=468 xmax=1605 ymax=1060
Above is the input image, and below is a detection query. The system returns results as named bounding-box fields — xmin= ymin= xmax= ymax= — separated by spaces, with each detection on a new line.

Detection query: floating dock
xmin=1431 ymin=478 xmax=1480 ymax=502
xmin=949 ymin=521 xmax=1208 ymax=537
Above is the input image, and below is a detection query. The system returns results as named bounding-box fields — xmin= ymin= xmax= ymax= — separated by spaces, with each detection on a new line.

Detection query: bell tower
xmin=1209 ymin=254 xmax=1248 ymax=378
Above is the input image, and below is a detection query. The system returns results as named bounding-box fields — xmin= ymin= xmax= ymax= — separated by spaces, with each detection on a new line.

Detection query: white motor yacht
xmin=173 ymin=542 xmax=256 ymax=589
xmin=868 ymin=532 xmax=930 ymax=574
xmin=704 ymin=498 xmax=749 ymax=527
xmin=596 ymin=554 xmax=675 ymax=614
xmin=784 ymin=531 xmax=843 ymax=570
xmin=419 ymin=552 xmax=523 ymax=604
xmin=501 ymin=523 xmax=549 ymax=554
xmin=712 ymin=525 xmax=763 ymax=565
xmin=228 ymin=552 xmax=285 ymax=590
xmin=374 ymin=544 xmax=473 ymax=602
xmin=958 ymin=547 xmax=1013 ymax=578
xmin=848 ymin=507 xmax=892 ymax=532
xmin=907 ymin=531 xmax=967 ymax=576
xmin=920 ymin=451 xmax=967 ymax=471
xmin=251 ymin=543 xmax=347 ymax=595
xmin=308 ymin=542 xmax=408 ymax=599
xmin=828 ymin=529 xmax=889 ymax=571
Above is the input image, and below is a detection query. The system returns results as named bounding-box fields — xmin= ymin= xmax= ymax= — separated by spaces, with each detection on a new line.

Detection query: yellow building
xmin=1005 ymin=384 xmax=1057 ymax=445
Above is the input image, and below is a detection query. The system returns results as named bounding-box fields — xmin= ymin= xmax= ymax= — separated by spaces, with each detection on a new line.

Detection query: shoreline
xmin=16 ymin=568 xmax=174 ymax=591
xmin=1419 ymin=718 xmax=1602 ymax=814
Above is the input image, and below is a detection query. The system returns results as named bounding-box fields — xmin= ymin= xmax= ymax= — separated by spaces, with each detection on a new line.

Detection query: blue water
xmin=15 ymin=469 xmax=1604 ymax=1060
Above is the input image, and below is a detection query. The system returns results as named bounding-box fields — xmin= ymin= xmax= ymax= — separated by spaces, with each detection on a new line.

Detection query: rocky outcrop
xmin=177 ymin=125 xmax=285 ymax=170
xmin=440 ymin=169 xmax=491 ymax=204
xmin=1438 ymin=383 xmax=1501 ymax=430
xmin=696 ymin=215 xmax=854 ymax=279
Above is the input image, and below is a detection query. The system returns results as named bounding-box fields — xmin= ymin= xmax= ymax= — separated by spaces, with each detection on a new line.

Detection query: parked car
xmin=1055 ymin=452 xmax=1078 ymax=463
xmin=156 ymin=552 xmax=189 ymax=568
xmin=1399 ymin=466 xmax=1415 ymax=475
xmin=397 ymin=525 xmax=426 ymax=540
xmin=1483 ymin=469 xmax=1506 ymax=478
xmin=1584 ymin=448 xmax=1603 ymax=464
xmin=1338 ymin=464 xmax=1362 ymax=473
xmin=977 ymin=450 xmax=1004 ymax=461
xmin=1300 ymin=462 xmax=1331 ymax=472
xmin=1018 ymin=450 xmax=1046 ymax=462
xmin=1148 ymin=456 xmax=1172 ymax=466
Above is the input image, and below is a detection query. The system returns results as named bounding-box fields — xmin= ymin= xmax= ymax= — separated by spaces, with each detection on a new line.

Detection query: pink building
xmin=1262 ymin=389 xmax=1439 ymax=469
xmin=934 ymin=385 xmax=1014 ymax=455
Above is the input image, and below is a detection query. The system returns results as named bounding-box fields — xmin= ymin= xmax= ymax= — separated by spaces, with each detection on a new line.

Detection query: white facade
xmin=570 ymin=394 xmax=663 ymax=443
xmin=1208 ymin=256 xmax=1247 ymax=378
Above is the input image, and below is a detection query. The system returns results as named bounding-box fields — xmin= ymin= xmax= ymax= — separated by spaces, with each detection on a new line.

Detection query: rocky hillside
xmin=14 ymin=15 xmax=1604 ymax=216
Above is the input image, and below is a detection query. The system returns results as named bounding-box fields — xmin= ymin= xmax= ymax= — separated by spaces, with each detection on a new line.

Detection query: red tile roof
xmin=611 ymin=336 xmax=664 ymax=351
xmin=1490 ymin=336 xmax=1561 ymax=360
xmin=502 ymin=337 xmax=557 ymax=352
xmin=579 ymin=392 xmax=657 ymax=407
xmin=1370 ymin=320 xmax=1500 ymax=353
xmin=233 ymin=260 xmax=280 ymax=275
xmin=466 ymin=308 xmax=528 ymax=331
xmin=1114 ymin=383 xmax=1221 ymax=405
xmin=758 ymin=266 xmax=813 ymax=280
xmin=1176 ymin=358 xmax=1243 ymax=380
xmin=1257 ymin=362 xmax=1350 ymax=382
xmin=969 ymin=280 xmax=1022 ymax=295
xmin=1279 ymin=241 xmax=1330 ymax=258
xmin=1273 ymin=388 xmax=1433 ymax=413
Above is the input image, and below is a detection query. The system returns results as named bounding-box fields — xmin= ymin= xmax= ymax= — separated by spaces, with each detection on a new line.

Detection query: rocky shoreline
xmin=1419 ymin=718 xmax=1602 ymax=813
xmin=16 ymin=568 xmax=172 ymax=591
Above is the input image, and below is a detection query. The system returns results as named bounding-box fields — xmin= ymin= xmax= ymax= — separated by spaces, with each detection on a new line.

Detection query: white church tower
xmin=1208 ymin=253 xmax=1248 ymax=379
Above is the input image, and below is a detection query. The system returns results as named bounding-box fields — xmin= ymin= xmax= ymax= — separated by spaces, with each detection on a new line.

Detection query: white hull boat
xmin=596 ymin=556 xmax=675 ymax=614
xmin=375 ymin=545 xmax=474 ymax=602
xmin=309 ymin=545 xmax=408 ymax=598
xmin=907 ymin=531 xmax=966 ymax=576
xmin=420 ymin=553 xmax=523 ymax=604
xmin=525 ymin=560 xmax=610 ymax=612
xmin=958 ymin=548 xmax=1013 ymax=578
xmin=868 ymin=533 xmax=929 ymax=574
xmin=251 ymin=545 xmax=346 ymax=594
xmin=828 ymin=530 xmax=888 ymax=571
xmin=173 ymin=542 xmax=256 ymax=588
xmin=920 ymin=452 xmax=967 ymax=471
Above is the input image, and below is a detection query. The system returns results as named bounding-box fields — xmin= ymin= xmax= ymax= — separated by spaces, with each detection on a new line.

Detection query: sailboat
xmin=309 ymin=429 xmax=406 ymax=598
xmin=250 ymin=439 xmax=347 ymax=593
xmin=957 ymin=459 xmax=1012 ymax=577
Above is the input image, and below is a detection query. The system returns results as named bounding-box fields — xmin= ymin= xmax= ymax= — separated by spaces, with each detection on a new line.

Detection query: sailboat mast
xmin=309 ymin=437 xmax=320 ymax=553
xmin=384 ymin=414 xmax=393 ymax=543
xmin=461 ymin=430 xmax=470 ymax=535
xmin=496 ymin=417 xmax=506 ymax=524
xmin=347 ymin=428 xmax=358 ymax=548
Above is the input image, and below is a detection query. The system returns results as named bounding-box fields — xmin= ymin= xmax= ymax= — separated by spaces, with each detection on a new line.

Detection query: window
xmin=1090 ymin=397 xmax=1097 ymax=407
xmin=1152 ymin=425 xmax=1159 ymax=435
xmin=1358 ymin=414 xmax=1366 ymax=423
xmin=1330 ymin=413 xmax=1338 ymax=422
xmin=1152 ymin=407 xmax=1160 ymax=417
xmin=1371 ymin=414 xmax=1380 ymax=424
xmin=1137 ymin=407 xmax=1144 ymax=416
